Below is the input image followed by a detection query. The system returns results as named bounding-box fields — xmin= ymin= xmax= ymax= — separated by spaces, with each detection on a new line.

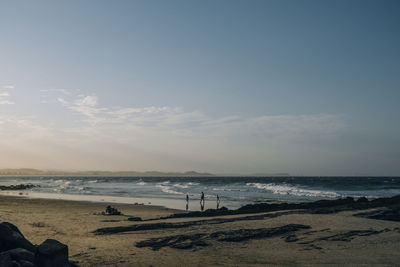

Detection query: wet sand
xmin=1 ymin=195 xmax=400 ymax=266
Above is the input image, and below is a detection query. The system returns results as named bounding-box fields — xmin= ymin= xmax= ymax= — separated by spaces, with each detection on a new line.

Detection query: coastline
xmin=1 ymin=194 xmax=400 ymax=266
xmin=0 ymin=190 xmax=192 ymax=211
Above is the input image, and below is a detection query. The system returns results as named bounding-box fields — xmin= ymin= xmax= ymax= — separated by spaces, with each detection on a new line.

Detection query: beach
xmin=1 ymin=195 xmax=400 ymax=266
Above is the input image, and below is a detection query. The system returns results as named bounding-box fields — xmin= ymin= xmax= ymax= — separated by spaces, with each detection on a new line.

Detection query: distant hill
xmin=0 ymin=168 xmax=214 ymax=177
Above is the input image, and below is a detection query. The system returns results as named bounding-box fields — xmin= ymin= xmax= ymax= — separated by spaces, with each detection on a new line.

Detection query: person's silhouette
xmin=200 ymin=192 xmax=205 ymax=211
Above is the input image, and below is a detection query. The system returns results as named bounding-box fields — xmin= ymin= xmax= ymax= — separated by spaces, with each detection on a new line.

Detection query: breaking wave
xmin=246 ymin=183 xmax=341 ymax=198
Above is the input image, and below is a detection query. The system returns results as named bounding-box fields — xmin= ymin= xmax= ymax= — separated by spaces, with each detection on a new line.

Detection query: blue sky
xmin=0 ymin=0 xmax=399 ymax=175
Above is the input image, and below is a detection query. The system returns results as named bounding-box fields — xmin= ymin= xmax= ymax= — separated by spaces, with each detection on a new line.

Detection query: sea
xmin=1 ymin=176 xmax=400 ymax=211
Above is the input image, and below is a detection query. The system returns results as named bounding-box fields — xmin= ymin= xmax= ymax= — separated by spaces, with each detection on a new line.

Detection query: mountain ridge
xmin=0 ymin=168 xmax=214 ymax=177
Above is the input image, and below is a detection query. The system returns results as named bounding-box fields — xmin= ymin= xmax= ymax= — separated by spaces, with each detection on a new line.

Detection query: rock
xmin=0 ymin=184 xmax=37 ymax=191
xmin=0 ymin=251 xmax=13 ymax=267
xmin=18 ymin=260 xmax=36 ymax=267
xmin=2 ymin=222 xmax=24 ymax=235
xmin=136 ymin=224 xmax=311 ymax=250
xmin=357 ymin=197 xmax=369 ymax=203
xmin=127 ymin=216 xmax=142 ymax=221
xmin=35 ymin=239 xmax=69 ymax=267
xmin=0 ymin=222 xmax=36 ymax=253
xmin=68 ymin=260 xmax=81 ymax=267
xmin=354 ymin=206 xmax=400 ymax=221
xmin=7 ymin=248 xmax=35 ymax=263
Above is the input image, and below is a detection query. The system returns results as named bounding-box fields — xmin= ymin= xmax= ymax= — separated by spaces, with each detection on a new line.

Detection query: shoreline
xmin=0 ymin=191 xmax=189 ymax=211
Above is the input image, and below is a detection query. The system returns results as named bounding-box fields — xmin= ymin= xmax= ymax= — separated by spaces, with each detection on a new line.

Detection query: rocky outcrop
xmin=0 ymin=222 xmax=78 ymax=267
xmin=135 ymin=224 xmax=311 ymax=250
xmin=161 ymin=194 xmax=400 ymax=220
xmin=0 ymin=184 xmax=37 ymax=190
xmin=93 ymin=211 xmax=293 ymax=235
xmin=354 ymin=205 xmax=400 ymax=221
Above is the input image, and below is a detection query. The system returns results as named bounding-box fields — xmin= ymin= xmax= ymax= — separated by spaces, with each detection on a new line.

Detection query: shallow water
xmin=1 ymin=176 xmax=399 ymax=211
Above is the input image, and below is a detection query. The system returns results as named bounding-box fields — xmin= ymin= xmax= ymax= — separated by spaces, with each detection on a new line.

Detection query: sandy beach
xmin=1 ymin=195 xmax=400 ymax=266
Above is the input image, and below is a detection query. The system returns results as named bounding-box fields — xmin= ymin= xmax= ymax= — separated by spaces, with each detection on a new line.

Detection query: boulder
xmin=0 ymin=222 xmax=36 ymax=253
xmin=35 ymin=239 xmax=69 ymax=267
xmin=357 ymin=197 xmax=369 ymax=203
xmin=7 ymin=248 xmax=35 ymax=263
xmin=18 ymin=260 xmax=36 ymax=267
xmin=0 ymin=251 xmax=13 ymax=267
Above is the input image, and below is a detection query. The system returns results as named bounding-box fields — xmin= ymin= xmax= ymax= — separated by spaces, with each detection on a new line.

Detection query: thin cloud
xmin=55 ymin=93 xmax=344 ymax=141
xmin=40 ymin=88 xmax=71 ymax=95
xmin=2 ymin=85 xmax=15 ymax=89
xmin=0 ymin=89 xmax=14 ymax=105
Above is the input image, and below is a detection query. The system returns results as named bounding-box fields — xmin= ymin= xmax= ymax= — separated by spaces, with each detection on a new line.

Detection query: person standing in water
xmin=200 ymin=192 xmax=205 ymax=211
xmin=185 ymin=194 xmax=189 ymax=211
xmin=216 ymin=194 xmax=220 ymax=209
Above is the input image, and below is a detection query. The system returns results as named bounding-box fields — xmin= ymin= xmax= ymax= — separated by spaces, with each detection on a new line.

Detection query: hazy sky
xmin=1 ymin=0 xmax=399 ymax=175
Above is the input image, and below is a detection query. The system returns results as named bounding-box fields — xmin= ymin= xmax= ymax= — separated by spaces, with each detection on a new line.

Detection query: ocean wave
xmin=136 ymin=181 xmax=146 ymax=186
xmin=246 ymin=183 xmax=340 ymax=198
xmin=173 ymin=183 xmax=189 ymax=189
xmin=156 ymin=184 xmax=184 ymax=195
xmin=212 ymin=188 xmax=245 ymax=192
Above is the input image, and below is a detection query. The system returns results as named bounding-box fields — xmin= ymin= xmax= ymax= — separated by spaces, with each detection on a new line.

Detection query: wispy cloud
xmin=55 ymin=93 xmax=344 ymax=141
xmin=0 ymin=87 xmax=15 ymax=105
xmin=0 ymin=89 xmax=347 ymax=173
xmin=40 ymin=88 xmax=71 ymax=95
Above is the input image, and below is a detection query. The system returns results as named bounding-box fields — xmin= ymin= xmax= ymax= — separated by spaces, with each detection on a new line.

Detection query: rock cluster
xmin=135 ymin=224 xmax=311 ymax=250
xmin=162 ymin=194 xmax=400 ymax=220
xmin=0 ymin=184 xmax=37 ymax=191
xmin=0 ymin=222 xmax=78 ymax=267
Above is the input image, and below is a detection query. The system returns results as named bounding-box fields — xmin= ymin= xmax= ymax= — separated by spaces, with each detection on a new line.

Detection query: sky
xmin=0 ymin=0 xmax=399 ymax=175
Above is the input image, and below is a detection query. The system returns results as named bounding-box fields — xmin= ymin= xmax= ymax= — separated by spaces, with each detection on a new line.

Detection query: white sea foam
xmin=136 ymin=181 xmax=146 ymax=186
xmin=156 ymin=184 xmax=184 ymax=195
xmin=173 ymin=183 xmax=189 ymax=189
xmin=246 ymin=183 xmax=340 ymax=198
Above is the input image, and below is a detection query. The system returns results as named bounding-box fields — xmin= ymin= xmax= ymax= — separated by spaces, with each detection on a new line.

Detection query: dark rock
xmin=2 ymin=222 xmax=24 ymax=236
xmin=354 ymin=206 xmax=400 ymax=221
xmin=136 ymin=224 xmax=311 ymax=250
xmin=284 ymin=234 xmax=299 ymax=242
xmin=35 ymin=239 xmax=69 ymax=267
xmin=7 ymin=248 xmax=35 ymax=263
xmin=68 ymin=260 xmax=81 ymax=267
xmin=136 ymin=234 xmax=208 ymax=250
xmin=0 ymin=222 xmax=36 ymax=253
xmin=0 ymin=184 xmax=37 ymax=191
xmin=18 ymin=260 xmax=36 ymax=267
xmin=357 ymin=197 xmax=369 ymax=203
xmin=127 ymin=216 xmax=142 ymax=222
xmin=160 ymin=194 xmax=400 ymax=221
xmin=0 ymin=251 xmax=13 ymax=267
xmin=210 ymin=224 xmax=310 ymax=242
xmin=298 ymin=229 xmax=390 ymax=245
xmin=94 ymin=211 xmax=293 ymax=235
